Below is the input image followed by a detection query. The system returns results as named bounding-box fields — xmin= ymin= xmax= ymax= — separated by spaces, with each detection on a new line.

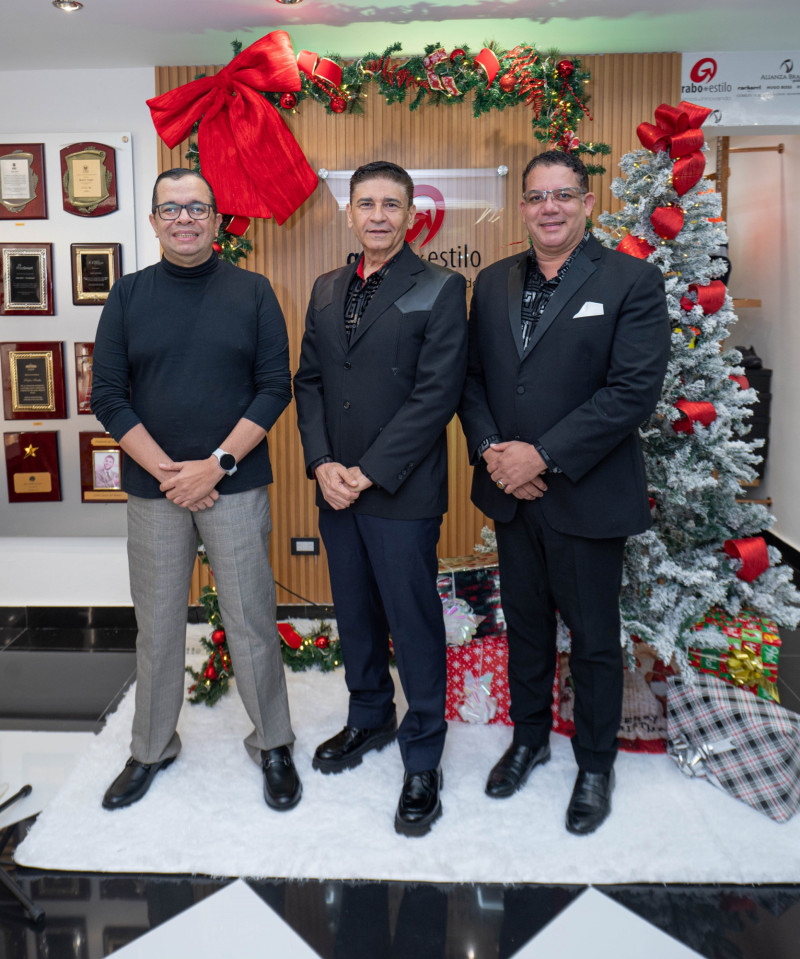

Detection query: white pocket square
xmin=573 ymin=301 xmax=604 ymax=318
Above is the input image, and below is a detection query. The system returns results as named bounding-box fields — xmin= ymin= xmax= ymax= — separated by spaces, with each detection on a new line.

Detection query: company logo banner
xmin=682 ymin=52 xmax=800 ymax=127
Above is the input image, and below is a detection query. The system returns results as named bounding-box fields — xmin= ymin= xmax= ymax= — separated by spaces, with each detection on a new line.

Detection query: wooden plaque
xmin=1 ymin=341 xmax=66 ymax=419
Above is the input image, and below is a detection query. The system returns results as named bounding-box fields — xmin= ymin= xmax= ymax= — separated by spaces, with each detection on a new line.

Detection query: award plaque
xmin=79 ymin=432 xmax=127 ymax=502
xmin=0 ymin=143 xmax=47 ymax=219
xmin=1 ymin=341 xmax=66 ymax=420
xmin=4 ymin=430 xmax=62 ymax=502
xmin=0 ymin=243 xmax=54 ymax=315
xmin=60 ymin=142 xmax=117 ymax=217
xmin=71 ymin=243 xmax=121 ymax=305
xmin=74 ymin=341 xmax=94 ymax=414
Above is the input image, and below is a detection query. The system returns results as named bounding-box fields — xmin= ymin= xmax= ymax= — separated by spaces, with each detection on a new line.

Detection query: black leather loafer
xmin=485 ymin=742 xmax=551 ymax=798
xmin=565 ymin=769 xmax=615 ymax=835
xmin=262 ymin=745 xmax=302 ymax=811
xmin=102 ymin=756 xmax=175 ymax=810
xmin=394 ymin=768 xmax=443 ymax=837
xmin=312 ymin=716 xmax=397 ymax=774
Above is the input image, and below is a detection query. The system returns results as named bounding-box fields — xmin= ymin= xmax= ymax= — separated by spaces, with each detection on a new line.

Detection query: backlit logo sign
xmin=406 ymin=185 xmax=445 ymax=248
xmin=690 ymin=58 xmax=717 ymax=83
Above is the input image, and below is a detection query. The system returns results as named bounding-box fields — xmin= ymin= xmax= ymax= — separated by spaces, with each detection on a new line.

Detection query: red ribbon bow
xmin=724 ymin=537 xmax=769 ymax=582
xmin=680 ymin=280 xmax=727 ymax=315
xmin=672 ymin=399 xmax=717 ymax=434
xmin=650 ymin=205 xmax=685 ymax=240
xmin=146 ymin=31 xmax=317 ymax=224
xmin=617 ymin=234 xmax=655 ymax=259
xmin=637 ymin=100 xmax=712 ymax=197
xmin=296 ymin=49 xmax=343 ymax=89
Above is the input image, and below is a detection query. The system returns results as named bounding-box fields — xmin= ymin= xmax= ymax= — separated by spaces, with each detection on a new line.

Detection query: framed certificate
xmin=4 ymin=430 xmax=62 ymax=502
xmin=0 ymin=143 xmax=47 ymax=219
xmin=79 ymin=432 xmax=127 ymax=502
xmin=71 ymin=243 xmax=120 ymax=304
xmin=1 ymin=341 xmax=66 ymax=419
xmin=0 ymin=243 xmax=54 ymax=315
xmin=74 ymin=341 xmax=94 ymax=414
xmin=60 ymin=142 xmax=117 ymax=217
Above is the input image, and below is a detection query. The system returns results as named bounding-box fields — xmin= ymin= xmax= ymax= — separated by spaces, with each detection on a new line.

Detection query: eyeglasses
xmin=522 ymin=188 xmax=586 ymax=205
xmin=154 ymin=202 xmax=214 ymax=220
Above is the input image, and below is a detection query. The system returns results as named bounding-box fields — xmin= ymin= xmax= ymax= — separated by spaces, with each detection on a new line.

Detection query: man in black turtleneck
xmin=91 ymin=169 xmax=301 ymax=814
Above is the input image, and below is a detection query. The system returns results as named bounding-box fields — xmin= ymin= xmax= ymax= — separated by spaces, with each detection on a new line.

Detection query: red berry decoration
xmin=330 ymin=96 xmax=348 ymax=114
xmin=499 ymin=72 xmax=517 ymax=93
xmin=212 ymin=628 xmax=226 ymax=646
xmin=212 ymin=241 xmax=222 ymax=254
xmin=204 ymin=664 xmax=218 ymax=680
xmin=280 ymin=92 xmax=297 ymax=110
xmin=315 ymin=635 xmax=329 ymax=649
xmin=556 ymin=59 xmax=575 ymax=80
xmin=450 ymin=48 xmax=466 ymax=62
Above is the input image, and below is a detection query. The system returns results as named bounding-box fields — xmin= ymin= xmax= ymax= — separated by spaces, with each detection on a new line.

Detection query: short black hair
xmin=152 ymin=168 xmax=217 ymax=214
xmin=521 ymin=151 xmax=589 ymax=195
xmin=349 ymin=161 xmax=414 ymax=208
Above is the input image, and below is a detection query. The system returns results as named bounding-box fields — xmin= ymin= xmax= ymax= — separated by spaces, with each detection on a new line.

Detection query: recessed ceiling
xmin=2 ymin=0 xmax=798 ymax=71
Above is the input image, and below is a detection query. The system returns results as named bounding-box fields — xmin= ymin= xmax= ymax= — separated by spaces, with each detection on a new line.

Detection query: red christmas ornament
xmin=314 ymin=635 xmax=329 ymax=649
xmin=556 ymin=59 xmax=575 ymax=80
xmin=330 ymin=96 xmax=348 ymax=114
xmin=450 ymin=48 xmax=466 ymax=62
xmin=204 ymin=664 xmax=218 ymax=680
xmin=211 ymin=628 xmax=226 ymax=646
xmin=280 ymin=92 xmax=297 ymax=110
xmin=212 ymin=241 xmax=222 ymax=254
xmin=499 ymin=73 xmax=517 ymax=93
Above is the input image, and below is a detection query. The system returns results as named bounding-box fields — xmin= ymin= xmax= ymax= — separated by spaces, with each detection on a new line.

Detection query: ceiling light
xmin=52 ymin=0 xmax=84 ymax=10
xmin=274 ymin=0 xmax=304 ymax=4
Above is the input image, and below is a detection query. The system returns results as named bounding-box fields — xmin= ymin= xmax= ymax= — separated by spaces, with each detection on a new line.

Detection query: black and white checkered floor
xmin=2 ymin=605 xmax=800 ymax=958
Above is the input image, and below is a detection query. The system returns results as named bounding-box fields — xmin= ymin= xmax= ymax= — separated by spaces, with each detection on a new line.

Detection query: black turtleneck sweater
xmin=91 ymin=253 xmax=291 ymax=499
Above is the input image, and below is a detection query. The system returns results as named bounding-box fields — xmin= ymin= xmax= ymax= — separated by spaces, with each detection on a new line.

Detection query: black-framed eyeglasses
xmin=154 ymin=202 xmax=214 ymax=220
xmin=522 ymin=188 xmax=586 ymax=205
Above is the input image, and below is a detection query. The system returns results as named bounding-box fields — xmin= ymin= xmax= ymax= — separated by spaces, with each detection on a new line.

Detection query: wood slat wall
xmin=155 ymin=52 xmax=680 ymax=605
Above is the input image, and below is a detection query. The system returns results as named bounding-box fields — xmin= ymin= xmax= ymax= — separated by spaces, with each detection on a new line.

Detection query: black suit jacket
xmin=458 ymin=235 xmax=670 ymax=539
xmin=294 ymin=244 xmax=467 ymax=520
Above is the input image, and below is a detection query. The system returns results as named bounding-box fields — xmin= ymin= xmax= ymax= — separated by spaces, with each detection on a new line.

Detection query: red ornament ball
xmin=204 ymin=665 xmax=218 ymax=680
xmin=450 ymin=48 xmax=466 ymax=62
xmin=211 ymin=628 xmax=226 ymax=646
xmin=556 ymin=59 xmax=575 ymax=80
xmin=314 ymin=635 xmax=330 ymax=649
xmin=499 ymin=72 xmax=517 ymax=93
xmin=212 ymin=241 xmax=222 ymax=254
xmin=330 ymin=96 xmax=348 ymax=114
xmin=280 ymin=92 xmax=297 ymax=110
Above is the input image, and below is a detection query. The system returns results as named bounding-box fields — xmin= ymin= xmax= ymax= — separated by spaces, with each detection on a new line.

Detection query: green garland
xmin=185 ymin=39 xmax=610 ymax=263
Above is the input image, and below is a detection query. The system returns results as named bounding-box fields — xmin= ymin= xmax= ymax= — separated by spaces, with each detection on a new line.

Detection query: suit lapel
xmin=349 ymin=246 xmax=419 ymax=347
xmin=523 ymin=246 xmax=598 ymax=357
xmin=506 ymin=254 xmax=527 ymax=359
xmin=332 ymin=264 xmax=356 ymax=353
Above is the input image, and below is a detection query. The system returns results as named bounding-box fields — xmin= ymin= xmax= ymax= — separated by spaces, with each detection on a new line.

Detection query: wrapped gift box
xmin=689 ymin=608 xmax=781 ymax=702
xmin=445 ymin=636 xmax=511 ymax=725
xmin=437 ymin=553 xmax=506 ymax=641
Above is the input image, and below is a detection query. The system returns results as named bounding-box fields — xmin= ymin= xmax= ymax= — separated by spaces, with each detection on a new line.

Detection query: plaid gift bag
xmin=666 ymin=672 xmax=800 ymax=822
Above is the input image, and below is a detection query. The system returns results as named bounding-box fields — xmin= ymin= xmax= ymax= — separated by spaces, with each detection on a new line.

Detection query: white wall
xmin=0 ymin=68 xmax=158 ymax=602
xmin=715 ymin=134 xmax=800 ymax=552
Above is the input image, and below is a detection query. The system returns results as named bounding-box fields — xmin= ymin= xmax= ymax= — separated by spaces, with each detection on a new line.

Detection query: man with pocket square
xmin=458 ymin=150 xmax=670 ymax=834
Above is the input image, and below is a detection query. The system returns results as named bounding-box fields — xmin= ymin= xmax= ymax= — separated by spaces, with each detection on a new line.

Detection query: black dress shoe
xmin=565 ymin=769 xmax=615 ymax=835
xmin=262 ymin=746 xmax=302 ymax=811
xmin=102 ymin=756 xmax=175 ymax=810
xmin=394 ymin=768 xmax=443 ymax=837
xmin=485 ymin=742 xmax=551 ymax=798
xmin=312 ymin=716 xmax=397 ymax=774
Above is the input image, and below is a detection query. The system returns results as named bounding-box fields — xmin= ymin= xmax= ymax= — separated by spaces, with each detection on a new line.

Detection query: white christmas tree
xmin=593 ymin=100 xmax=799 ymax=670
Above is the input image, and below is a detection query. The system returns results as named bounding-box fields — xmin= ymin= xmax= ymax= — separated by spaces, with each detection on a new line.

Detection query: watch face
xmin=219 ymin=453 xmax=236 ymax=471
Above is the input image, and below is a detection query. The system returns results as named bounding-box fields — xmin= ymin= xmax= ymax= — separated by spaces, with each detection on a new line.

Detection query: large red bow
xmin=146 ymin=31 xmax=317 ymax=224
xmin=637 ymin=100 xmax=712 ymax=197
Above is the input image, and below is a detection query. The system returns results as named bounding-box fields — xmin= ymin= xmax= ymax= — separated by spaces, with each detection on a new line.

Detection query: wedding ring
xmin=496 ymin=481 xmax=505 ymax=490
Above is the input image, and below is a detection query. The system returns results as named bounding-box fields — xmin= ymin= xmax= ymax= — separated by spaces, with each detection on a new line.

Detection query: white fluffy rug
xmin=15 ymin=627 xmax=800 ymax=883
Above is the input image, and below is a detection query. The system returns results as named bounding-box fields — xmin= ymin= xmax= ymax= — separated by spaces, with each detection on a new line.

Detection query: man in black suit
xmin=459 ymin=151 xmax=670 ymax=834
xmin=294 ymin=161 xmax=467 ymax=836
